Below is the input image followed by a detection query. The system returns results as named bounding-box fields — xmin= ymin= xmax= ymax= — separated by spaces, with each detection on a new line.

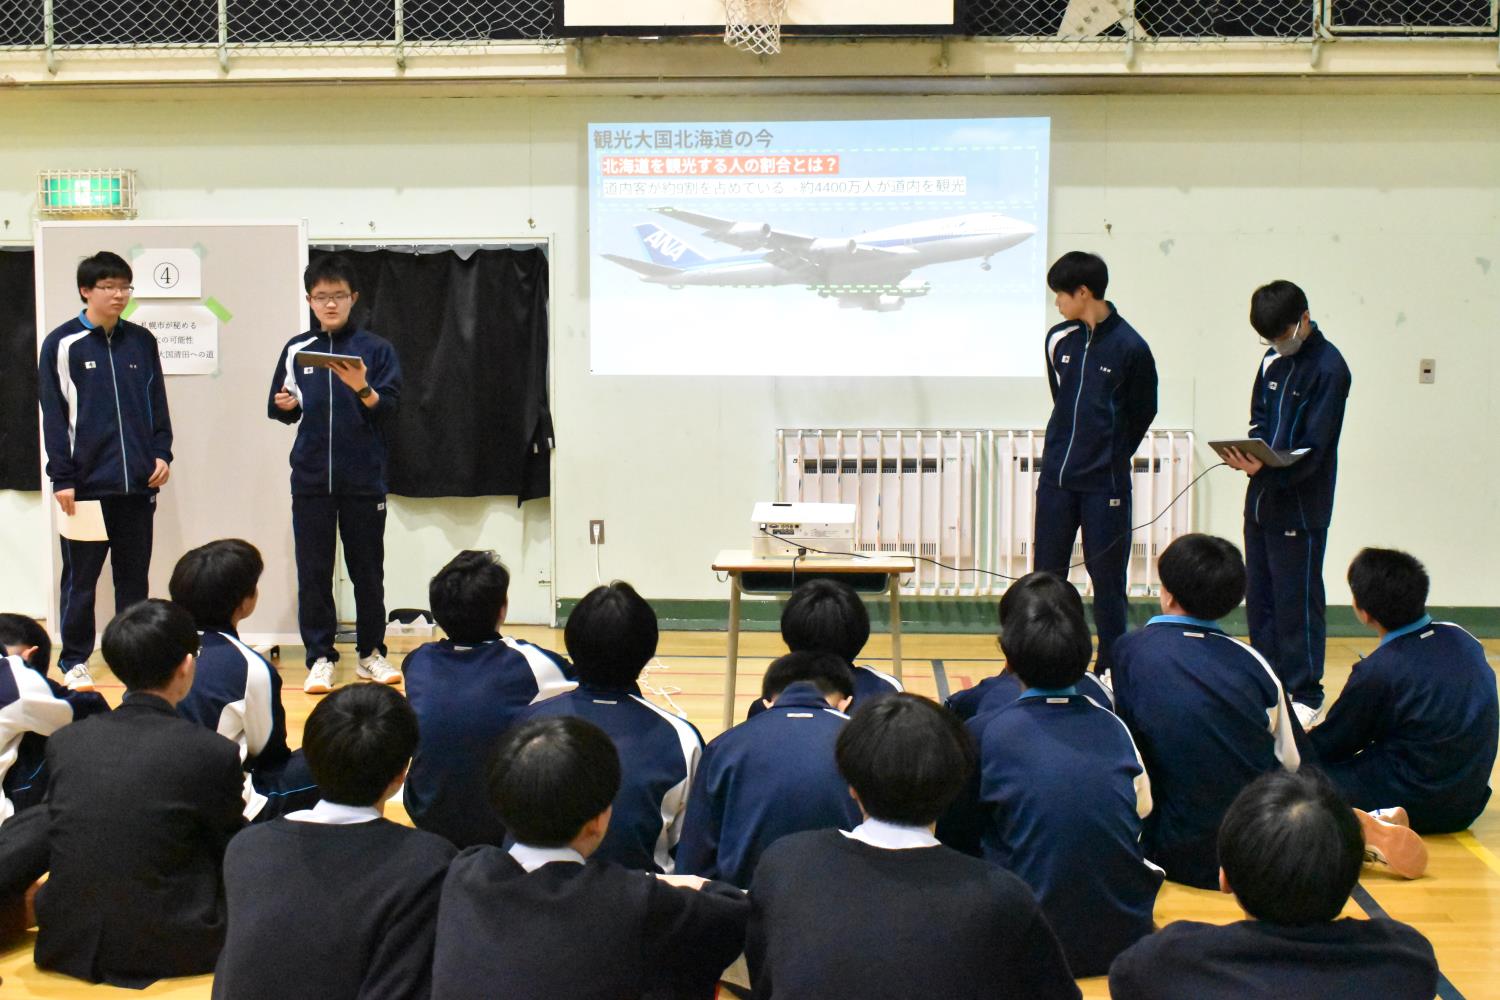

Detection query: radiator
xmin=776 ymin=429 xmax=1196 ymax=597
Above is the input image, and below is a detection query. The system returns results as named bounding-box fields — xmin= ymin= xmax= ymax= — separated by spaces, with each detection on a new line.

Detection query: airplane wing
xmin=653 ymin=206 xmax=921 ymax=266
xmin=653 ymin=207 xmax=815 ymax=251
xmin=601 ymin=254 xmax=682 ymax=280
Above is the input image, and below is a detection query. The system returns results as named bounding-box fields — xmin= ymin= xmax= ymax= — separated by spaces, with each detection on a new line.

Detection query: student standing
xmin=1033 ymin=252 xmax=1157 ymax=675
xmin=37 ymin=251 xmax=173 ymax=692
xmin=267 ymin=255 xmax=402 ymax=694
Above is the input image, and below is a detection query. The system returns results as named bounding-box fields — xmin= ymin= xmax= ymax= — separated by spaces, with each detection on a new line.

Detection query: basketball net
xmin=723 ymin=0 xmax=787 ymax=55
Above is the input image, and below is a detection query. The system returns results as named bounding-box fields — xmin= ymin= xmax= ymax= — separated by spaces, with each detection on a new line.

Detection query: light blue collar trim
xmin=842 ymin=818 xmax=939 ymax=850
xmin=1380 ymin=614 xmax=1433 ymax=647
xmin=1019 ymin=685 xmax=1078 ymax=699
xmin=78 ymin=309 xmax=95 ymax=329
xmin=1147 ymin=614 xmax=1223 ymax=630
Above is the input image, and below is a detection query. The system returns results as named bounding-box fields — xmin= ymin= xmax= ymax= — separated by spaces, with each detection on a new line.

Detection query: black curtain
xmin=309 ymin=246 xmax=553 ymax=502
xmin=0 ymin=248 xmax=41 ymax=492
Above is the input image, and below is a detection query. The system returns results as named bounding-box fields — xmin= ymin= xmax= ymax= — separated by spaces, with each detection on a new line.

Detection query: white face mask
xmin=1271 ymin=319 xmax=1306 ymax=357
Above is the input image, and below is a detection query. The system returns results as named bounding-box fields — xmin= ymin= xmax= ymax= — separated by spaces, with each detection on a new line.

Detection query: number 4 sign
xmin=133 ymin=248 xmax=201 ymax=299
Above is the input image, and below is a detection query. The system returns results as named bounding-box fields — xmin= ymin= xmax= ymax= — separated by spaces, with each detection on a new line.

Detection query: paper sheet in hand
xmin=59 ymin=500 xmax=108 ymax=542
xmin=293 ymin=351 xmax=362 ymax=369
xmin=1208 ymin=438 xmax=1310 ymax=469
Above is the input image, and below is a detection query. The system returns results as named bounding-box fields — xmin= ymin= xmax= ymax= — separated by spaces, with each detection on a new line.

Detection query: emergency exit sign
xmin=38 ymin=170 xmax=137 ymax=217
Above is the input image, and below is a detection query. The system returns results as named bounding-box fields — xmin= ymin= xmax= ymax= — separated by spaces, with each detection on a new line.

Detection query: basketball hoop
xmin=724 ymin=0 xmax=787 ymax=55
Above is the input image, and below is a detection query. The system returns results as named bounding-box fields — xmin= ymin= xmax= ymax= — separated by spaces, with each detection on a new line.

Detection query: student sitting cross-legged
xmin=1108 ymin=768 xmax=1439 ymax=1000
xmin=214 ymin=684 xmax=457 ymax=1000
xmin=677 ymin=651 xmax=863 ymax=888
xmin=171 ymin=539 xmax=320 ymax=822
xmin=432 ymin=716 xmax=749 ymax=1000
xmin=403 ymin=550 xmax=575 ymax=848
xmin=517 ymin=581 xmax=704 ymax=873
xmin=968 ymin=594 xmax=1162 ymax=977
xmin=35 ymin=600 xmax=245 ymax=987
xmin=1312 ymin=548 xmax=1498 ymax=834
xmin=748 ymin=693 xmax=1081 ymax=1000
xmin=745 ymin=579 xmax=902 ymax=720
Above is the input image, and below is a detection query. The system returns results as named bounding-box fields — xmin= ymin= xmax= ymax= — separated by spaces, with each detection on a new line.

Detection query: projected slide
xmin=587 ymin=117 xmax=1050 ymax=377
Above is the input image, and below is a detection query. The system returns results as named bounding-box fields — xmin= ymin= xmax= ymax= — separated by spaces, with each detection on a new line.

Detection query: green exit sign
xmin=37 ymin=170 xmax=137 ymax=217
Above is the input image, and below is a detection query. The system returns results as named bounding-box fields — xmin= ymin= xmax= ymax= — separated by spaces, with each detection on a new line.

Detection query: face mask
xmin=1272 ymin=320 xmax=1305 ymax=357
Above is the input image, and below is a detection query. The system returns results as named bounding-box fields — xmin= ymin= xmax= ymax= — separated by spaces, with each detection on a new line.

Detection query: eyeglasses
xmin=93 ymin=284 xmax=133 ymax=296
xmin=310 ymin=293 xmax=352 ymax=306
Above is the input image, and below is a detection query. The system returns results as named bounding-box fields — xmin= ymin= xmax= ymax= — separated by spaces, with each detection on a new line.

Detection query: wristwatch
xmin=356 ymin=385 xmax=374 ymax=399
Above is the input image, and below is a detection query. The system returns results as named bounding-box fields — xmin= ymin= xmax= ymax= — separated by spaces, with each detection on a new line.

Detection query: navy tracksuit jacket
xmin=1242 ymin=324 xmax=1351 ymax=706
xmin=1034 ymin=306 xmax=1157 ymax=673
xmin=945 ymin=669 xmax=1114 ymax=722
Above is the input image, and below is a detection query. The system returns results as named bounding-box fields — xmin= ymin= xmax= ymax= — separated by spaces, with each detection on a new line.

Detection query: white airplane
xmin=602 ymin=207 xmax=1037 ymax=312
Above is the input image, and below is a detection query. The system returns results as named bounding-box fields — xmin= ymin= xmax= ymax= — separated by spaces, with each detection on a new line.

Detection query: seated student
xmin=1109 ymin=768 xmax=1439 ymax=1000
xmin=403 ymin=550 xmax=575 ymax=847
xmin=1110 ymin=533 xmax=1302 ymax=889
xmin=170 ymin=540 xmax=319 ymax=822
xmin=432 ymin=716 xmax=748 ymax=1000
xmin=0 ymin=613 xmax=109 ymax=822
xmin=1312 ymin=548 xmax=1498 ymax=834
xmin=748 ymin=694 xmax=1081 ymax=1000
xmin=214 ymin=684 xmax=456 ymax=1000
xmin=944 ymin=572 xmax=1114 ymax=722
xmin=972 ymin=597 xmax=1162 ymax=977
xmin=35 ymin=599 xmax=245 ymax=987
xmin=678 ymin=651 xmax=862 ymax=887
xmin=746 ymin=578 xmax=901 ymax=719
xmin=517 ymin=581 xmax=704 ymax=873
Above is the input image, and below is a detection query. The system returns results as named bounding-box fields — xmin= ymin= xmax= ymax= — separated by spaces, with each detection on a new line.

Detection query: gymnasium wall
xmin=0 ymin=87 xmax=1495 ymax=620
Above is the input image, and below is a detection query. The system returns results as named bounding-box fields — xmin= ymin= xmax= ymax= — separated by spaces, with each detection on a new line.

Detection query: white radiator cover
xmin=776 ymin=429 xmax=1195 ymax=597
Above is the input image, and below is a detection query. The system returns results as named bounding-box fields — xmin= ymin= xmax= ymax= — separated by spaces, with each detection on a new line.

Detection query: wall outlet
xmin=1419 ymin=358 xmax=1436 ymax=384
xmin=589 ymin=519 xmax=605 ymax=544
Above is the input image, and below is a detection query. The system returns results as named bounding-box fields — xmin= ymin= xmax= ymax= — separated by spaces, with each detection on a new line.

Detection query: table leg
xmin=722 ymin=574 xmax=742 ymax=731
xmin=889 ymin=573 xmax=903 ymax=682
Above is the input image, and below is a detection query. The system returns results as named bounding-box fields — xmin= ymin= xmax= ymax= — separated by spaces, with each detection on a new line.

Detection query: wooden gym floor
xmin=2 ymin=628 xmax=1497 ymax=999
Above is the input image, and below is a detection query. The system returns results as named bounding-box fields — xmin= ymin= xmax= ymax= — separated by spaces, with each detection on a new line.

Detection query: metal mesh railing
xmin=1325 ymin=0 xmax=1497 ymax=32
xmin=0 ymin=0 xmax=45 ymax=46
xmin=963 ymin=1 xmax=1319 ymax=40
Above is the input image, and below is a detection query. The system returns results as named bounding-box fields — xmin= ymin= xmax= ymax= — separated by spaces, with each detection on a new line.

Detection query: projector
xmin=752 ymin=502 xmax=856 ymax=558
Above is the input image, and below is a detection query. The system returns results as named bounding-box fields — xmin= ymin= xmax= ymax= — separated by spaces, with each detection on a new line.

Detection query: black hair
xmin=76 ymin=251 xmax=132 ymax=301
xmin=304 ymin=254 xmax=361 ymax=295
xmin=302 ymin=683 xmax=419 ymax=806
xmin=836 ymin=694 xmax=975 ymax=826
xmin=100 ymin=599 xmax=199 ymax=692
xmin=1158 ymin=534 xmax=1246 ymax=622
xmin=998 ymin=572 xmax=1085 ymax=629
xmin=1249 ymin=280 xmax=1309 ymax=340
xmin=1347 ymin=548 xmax=1429 ymax=631
xmin=565 ymin=581 xmax=658 ymax=689
xmin=429 ymin=550 xmax=510 ymax=643
xmin=488 ymin=716 xmax=621 ymax=848
xmin=1000 ymin=602 xmax=1092 ymax=690
xmin=1218 ymin=768 xmax=1363 ymax=925
xmin=762 ymin=650 xmax=855 ymax=702
xmin=781 ymin=579 xmax=870 ymax=663
xmin=0 ymin=613 xmax=51 ymax=674
xmin=168 ymin=538 xmax=264 ymax=631
xmin=1046 ymin=251 xmax=1108 ymax=299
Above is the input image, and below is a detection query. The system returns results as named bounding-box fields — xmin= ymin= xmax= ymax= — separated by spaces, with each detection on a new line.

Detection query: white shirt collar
xmin=285 ymin=800 xmax=383 ymax=825
xmin=508 ymin=842 xmax=586 ymax=872
xmin=841 ymin=817 xmax=940 ymax=850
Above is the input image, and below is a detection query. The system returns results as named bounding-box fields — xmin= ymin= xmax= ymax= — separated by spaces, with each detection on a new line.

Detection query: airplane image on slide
xmin=601 ymin=207 xmax=1037 ymax=313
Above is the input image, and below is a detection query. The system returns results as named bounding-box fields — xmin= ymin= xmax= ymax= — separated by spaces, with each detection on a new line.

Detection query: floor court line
xmin=1454 ymin=831 xmax=1500 ymax=879
xmin=1349 ymin=884 xmax=1466 ymax=1000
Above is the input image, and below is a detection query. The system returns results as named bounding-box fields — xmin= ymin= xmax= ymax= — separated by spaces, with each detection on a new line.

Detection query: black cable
xmin=756 ymin=462 xmax=1228 ymax=585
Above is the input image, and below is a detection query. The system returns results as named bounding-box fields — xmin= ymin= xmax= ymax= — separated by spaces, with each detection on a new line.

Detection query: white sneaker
xmin=62 ymin=664 xmax=96 ymax=692
xmin=304 ymin=658 xmax=336 ymax=695
xmin=356 ymin=652 xmax=402 ymax=686
xmin=1292 ymin=701 xmax=1325 ymax=730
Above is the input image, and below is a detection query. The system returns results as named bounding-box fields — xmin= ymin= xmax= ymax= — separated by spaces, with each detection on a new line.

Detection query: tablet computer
xmin=1208 ymin=438 xmax=1309 ymax=469
xmin=293 ymin=351 xmax=363 ymax=369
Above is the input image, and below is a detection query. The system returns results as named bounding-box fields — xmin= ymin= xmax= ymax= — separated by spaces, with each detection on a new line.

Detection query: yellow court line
xmin=1454 ymin=831 xmax=1500 ymax=879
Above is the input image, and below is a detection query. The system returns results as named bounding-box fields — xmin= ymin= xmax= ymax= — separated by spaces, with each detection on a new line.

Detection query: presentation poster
xmin=587 ymin=117 xmax=1050 ymax=377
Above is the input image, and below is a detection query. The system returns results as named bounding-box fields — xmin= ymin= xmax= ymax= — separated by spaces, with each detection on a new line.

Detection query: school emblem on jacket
xmin=84 ymin=361 xmax=97 ymax=369
xmin=1060 ymin=355 xmax=1070 ymax=363
xmin=1268 ymin=381 xmax=1278 ymax=390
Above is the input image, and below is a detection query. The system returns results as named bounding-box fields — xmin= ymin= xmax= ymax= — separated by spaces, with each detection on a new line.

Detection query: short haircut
xmin=565 ymin=581 xmax=658 ymax=688
xmin=781 ymin=579 xmax=870 ymax=662
xmin=998 ymin=572 xmax=1084 ymax=630
xmin=836 ymin=694 xmax=975 ymax=826
xmin=76 ymin=251 xmax=132 ymax=301
xmin=1218 ymin=768 xmax=1362 ymax=925
xmin=761 ymin=650 xmax=855 ymax=702
xmin=1158 ymin=534 xmax=1246 ymax=622
xmin=0 ymin=613 xmax=50 ymax=673
xmin=100 ymin=599 xmax=199 ymax=692
xmin=488 ymin=716 xmax=621 ymax=848
xmin=304 ymin=254 xmax=360 ymax=294
xmin=168 ymin=538 xmax=263 ymax=631
xmin=429 ymin=550 xmax=510 ymax=643
xmin=1348 ymin=548 xmax=1429 ymax=631
xmin=303 ymin=683 xmax=419 ymax=806
xmin=1249 ymin=280 xmax=1309 ymax=340
xmin=1046 ymin=251 xmax=1108 ymax=299
xmin=1000 ymin=602 xmax=1092 ymax=690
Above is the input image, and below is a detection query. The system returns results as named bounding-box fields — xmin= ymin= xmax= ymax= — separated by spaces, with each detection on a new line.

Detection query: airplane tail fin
xmin=634 ymin=223 xmax=711 ymax=268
